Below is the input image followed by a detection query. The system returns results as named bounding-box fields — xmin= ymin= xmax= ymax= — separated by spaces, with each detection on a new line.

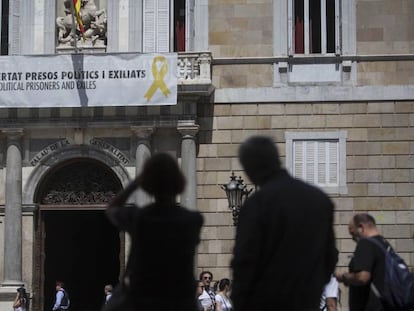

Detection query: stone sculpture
xmin=56 ymin=0 xmax=107 ymax=49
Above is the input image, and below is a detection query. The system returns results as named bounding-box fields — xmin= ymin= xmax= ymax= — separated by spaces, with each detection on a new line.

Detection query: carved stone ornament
xmin=56 ymin=0 xmax=107 ymax=49
xmin=40 ymin=161 xmax=120 ymax=204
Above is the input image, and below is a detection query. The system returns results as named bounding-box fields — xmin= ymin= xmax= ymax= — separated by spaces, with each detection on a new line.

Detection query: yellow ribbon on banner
xmin=144 ymin=56 xmax=171 ymax=101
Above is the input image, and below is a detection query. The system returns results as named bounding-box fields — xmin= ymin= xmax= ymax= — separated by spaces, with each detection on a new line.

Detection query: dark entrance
xmin=33 ymin=159 xmax=125 ymax=311
xmin=43 ymin=210 xmax=120 ymax=311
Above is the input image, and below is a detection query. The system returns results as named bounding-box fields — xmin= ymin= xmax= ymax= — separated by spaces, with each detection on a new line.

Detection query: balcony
xmin=177 ymin=52 xmax=214 ymax=96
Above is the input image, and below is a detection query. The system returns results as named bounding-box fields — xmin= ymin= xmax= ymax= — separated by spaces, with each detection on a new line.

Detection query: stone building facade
xmin=0 ymin=1 xmax=413 ymax=311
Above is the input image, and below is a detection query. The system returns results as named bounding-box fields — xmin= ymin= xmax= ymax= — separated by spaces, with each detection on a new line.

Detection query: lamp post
xmin=221 ymin=172 xmax=253 ymax=225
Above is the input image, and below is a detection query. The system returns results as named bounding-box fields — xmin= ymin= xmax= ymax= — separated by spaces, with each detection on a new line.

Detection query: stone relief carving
xmin=56 ymin=0 xmax=107 ymax=49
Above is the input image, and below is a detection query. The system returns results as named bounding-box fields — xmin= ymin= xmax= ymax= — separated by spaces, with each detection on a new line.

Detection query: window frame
xmin=0 ymin=0 xmax=9 ymax=55
xmin=273 ymin=0 xmax=356 ymax=84
xmin=142 ymin=0 xmax=171 ymax=53
xmin=289 ymin=0 xmax=340 ymax=56
xmin=285 ymin=130 xmax=348 ymax=195
xmin=142 ymin=0 xmax=194 ymax=53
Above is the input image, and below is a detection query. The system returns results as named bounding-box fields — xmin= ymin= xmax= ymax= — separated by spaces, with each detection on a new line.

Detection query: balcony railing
xmin=177 ymin=52 xmax=213 ymax=96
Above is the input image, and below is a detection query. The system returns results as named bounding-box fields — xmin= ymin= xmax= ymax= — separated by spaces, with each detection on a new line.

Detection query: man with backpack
xmin=335 ymin=213 xmax=414 ymax=311
xmin=52 ymin=281 xmax=70 ymax=311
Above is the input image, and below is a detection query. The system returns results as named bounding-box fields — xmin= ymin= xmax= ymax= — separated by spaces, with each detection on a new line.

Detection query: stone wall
xmin=209 ymin=0 xmax=414 ymax=88
xmin=356 ymin=0 xmax=414 ymax=54
xmin=209 ymin=0 xmax=273 ymax=58
xmin=358 ymin=61 xmax=414 ymax=85
xmin=196 ymin=100 xmax=414 ymax=291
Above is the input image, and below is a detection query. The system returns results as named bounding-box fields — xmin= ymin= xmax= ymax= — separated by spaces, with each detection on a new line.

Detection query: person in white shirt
xmin=199 ymin=271 xmax=216 ymax=311
xmin=104 ymin=284 xmax=113 ymax=304
xmin=320 ymin=275 xmax=339 ymax=311
xmin=214 ymin=279 xmax=232 ymax=311
xmin=52 ymin=281 xmax=70 ymax=311
xmin=197 ymin=281 xmax=212 ymax=311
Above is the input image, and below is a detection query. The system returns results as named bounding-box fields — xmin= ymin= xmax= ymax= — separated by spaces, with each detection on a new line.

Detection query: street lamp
xmin=221 ymin=172 xmax=253 ymax=225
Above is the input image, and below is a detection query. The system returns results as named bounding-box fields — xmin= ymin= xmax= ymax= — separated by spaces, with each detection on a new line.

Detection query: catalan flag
xmin=73 ymin=0 xmax=86 ymax=40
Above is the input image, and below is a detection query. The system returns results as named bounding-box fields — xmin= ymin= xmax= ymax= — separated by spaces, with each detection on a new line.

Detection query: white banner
xmin=0 ymin=53 xmax=177 ymax=107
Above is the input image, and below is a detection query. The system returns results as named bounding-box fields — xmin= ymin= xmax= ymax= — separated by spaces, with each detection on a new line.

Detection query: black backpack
xmin=60 ymin=289 xmax=70 ymax=309
xmin=368 ymin=237 xmax=414 ymax=310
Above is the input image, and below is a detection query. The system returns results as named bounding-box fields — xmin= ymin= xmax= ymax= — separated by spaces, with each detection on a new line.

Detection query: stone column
xmin=177 ymin=121 xmax=199 ymax=211
xmin=2 ymin=129 xmax=24 ymax=287
xmin=131 ymin=126 xmax=154 ymax=206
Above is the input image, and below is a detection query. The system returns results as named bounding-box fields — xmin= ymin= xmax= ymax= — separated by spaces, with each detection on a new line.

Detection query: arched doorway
xmin=33 ymin=158 xmax=125 ymax=311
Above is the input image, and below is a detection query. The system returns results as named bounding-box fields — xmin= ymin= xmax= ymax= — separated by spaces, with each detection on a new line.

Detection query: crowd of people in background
xmin=48 ymin=273 xmax=337 ymax=311
xmin=196 ymin=271 xmax=232 ymax=311
xmin=195 ymin=271 xmax=339 ymax=311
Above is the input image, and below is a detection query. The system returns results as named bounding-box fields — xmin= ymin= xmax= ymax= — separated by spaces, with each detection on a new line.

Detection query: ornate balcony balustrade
xmin=177 ymin=52 xmax=213 ymax=96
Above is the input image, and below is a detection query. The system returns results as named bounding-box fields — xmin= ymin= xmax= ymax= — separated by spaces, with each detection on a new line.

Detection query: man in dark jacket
xmin=231 ymin=136 xmax=338 ymax=311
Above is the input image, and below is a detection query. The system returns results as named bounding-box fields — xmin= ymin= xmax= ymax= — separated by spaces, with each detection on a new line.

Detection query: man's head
xmin=196 ymin=281 xmax=205 ymax=297
xmin=199 ymin=271 xmax=213 ymax=289
xmin=55 ymin=281 xmax=64 ymax=291
xmin=238 ymin=136 xmax=282 ymax=185
xmin=104 ymin=284 xmax=112 ymax=294
xmin=349 ymin=213 xmax=378 ymax=242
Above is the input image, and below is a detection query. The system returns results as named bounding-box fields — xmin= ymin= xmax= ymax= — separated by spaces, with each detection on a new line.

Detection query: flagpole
xmin=69 ymin=0 xmax=78 ymax=53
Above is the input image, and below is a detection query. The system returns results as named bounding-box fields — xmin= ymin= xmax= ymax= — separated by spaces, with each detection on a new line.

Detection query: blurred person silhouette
xmin=13 ymin=286 xmax=28 ymax=311
xmin=106 ymin=153 xmax=203 ymax=311
xmin=231 ymin=136 xmax=338 ymax=311
xmin=214 ymin=278 xmax=232 ymax=311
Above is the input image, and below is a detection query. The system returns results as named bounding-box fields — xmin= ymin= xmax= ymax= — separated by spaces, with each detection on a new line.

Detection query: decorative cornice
xmin=177 ymin=121 xmax=199 ymax=138
xmin=214 ymin=85 xmax=414 ymax=103
xmin=1 ymin=128 xmax=24 ymax=135
xmin=1 ymin=128 xmax=24 ymax=140
xmin=131 ymin=126 xmax=154 ymax=139
xmin=212 ymin=54 xmax=414 ymax=65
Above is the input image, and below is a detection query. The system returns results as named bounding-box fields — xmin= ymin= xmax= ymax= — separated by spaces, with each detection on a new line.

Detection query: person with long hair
xmin=13 ymin=287 xmax=28 ymax=311
xmin=105 ymin=153 xmax=203 ymax=311
xmin=214 ymin=279 xmax=232 ymax=311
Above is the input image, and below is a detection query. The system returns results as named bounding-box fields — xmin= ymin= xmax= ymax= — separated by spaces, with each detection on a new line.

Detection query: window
xmin=291 ymin=0 xmax=339 ymax=55
xmin=143 ymin=0 xmax=189 ymax=52
xmin=285 ymin=131 xmax=347 ymax=194
xmin=1 ymin=0 xmax=8 ymax=55
xmin=273 ymin=0 xmax=356 ymax=84
xmin=173 ymin=0 xmax=186 ymax=51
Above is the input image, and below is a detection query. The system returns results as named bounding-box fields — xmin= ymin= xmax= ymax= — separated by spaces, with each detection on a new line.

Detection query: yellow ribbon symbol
xmin=144 ymin=56 xmax=171 ymax=101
